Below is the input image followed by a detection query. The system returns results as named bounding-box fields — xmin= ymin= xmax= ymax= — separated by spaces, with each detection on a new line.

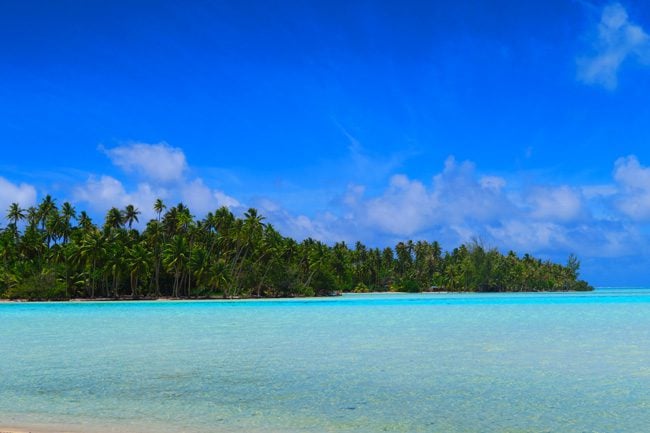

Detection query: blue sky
xmin=2 ymin=0 xmax=650 ymax=286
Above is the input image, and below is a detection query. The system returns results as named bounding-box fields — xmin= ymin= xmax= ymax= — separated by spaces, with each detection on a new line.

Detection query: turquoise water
xmin=2 ymin=290 xmax=650 ymax=432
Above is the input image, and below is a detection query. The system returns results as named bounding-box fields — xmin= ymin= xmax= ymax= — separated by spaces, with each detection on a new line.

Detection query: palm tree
xmin=6 ymin=202 xmax=26 ymax=226
xmin=0 ymin=228 xmax=17 ymax=271
xmin=6 ymin=203 xmax=25 ymax=240
xmin=104 ymin=207 xmax=124 ymax=233
xmin=59 ymin=202 xmax=77 ymax=244
xmin=37 ymin=195 xmax=57 ymax=230
xmin=25 ymin=206 xmax=39 ymax=230
xmin=106 ymin=239 xmax=125 ymax=298
xmin=209 ymin=259 xmax=231 ymax=297
xmin=153 ymin=198 xmax=166 ymax=222
xmin=126 ymin=242 xmax=151 ymax=297
xmin=189 ymin=245 xmax=208 ymax=295
xmin=228 ymin=208 xmax=265 ymax=292
xmin=0 ymin=193 xmax=594 ymax=300
xmin=77 ymin=230 xmax=105 ymax=298
xmin=61 ymin=202 xmax=76 ymax=218
xmin=45 ymin=210 xmax=65 ymax=246
xmin=214 ymin=206 xmax=235 ymax=233
xmin=303 ymin=239 xmax=328 ymax=291
xmin=175 ymin=203 xmax=193 ymax=234
xmin=162 ymin=206 xmax=179 ymax=236
xmin=123 ymin=204 xmax=141 ymax=229
xmin=162 ymin=234 xmax=189 ymax=298
xmin=143 ymin=220 xmax=164 ymax=296
xmin=78 ymin=211 xmax=93 ymax=232
xmin=254 ymin=224 xmax=283 ymax=297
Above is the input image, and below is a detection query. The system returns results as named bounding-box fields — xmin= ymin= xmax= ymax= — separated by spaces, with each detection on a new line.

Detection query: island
xmin=0 ymin=196 xmax=592 ymax=301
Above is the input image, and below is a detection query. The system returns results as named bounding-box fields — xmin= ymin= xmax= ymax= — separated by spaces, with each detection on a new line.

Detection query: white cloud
xmin=581 ymin=184 xmax=618 ymax=199
xmin=480 ymin=175 xmax=506 ymax=192
xmin=256 ymin=198 xmax=344 ymax=242
xmin=310 ymin=157 xmax=514 ymax=241
xmin=527 ymin=185 xmax=585 ymax=222
xmin=260 ymin=155 xmax=650 ymax=261
xmin=256 ymin=197 xmax=281 ymax=213
xmin=74 ymin=175 xmax=127 ymax=206
xmin=104 ymin=142 xmax=188 ymax=182
xmin=485 ymin=218 xmax=638 ymax=259
xmin=432 ymin=157 xmax=513 ymax=224
xmin=9 ymin=135 xmax=650 ymax=288
xmin=577 ymin=2 xmax=650 ymax=89
xmin=614 ymin=154 xmax=650 ymax=188
xmin=180 ymin=179 xmax=214 ymax=215
xmin=17 ymin=140 xmax=650 ymax=276
xmin=359 ymin=157 xmax=511 ymax=237
xmin=284 ymin=214 xmax=336 ymax=241
xmin=342 ymin=184 xmax=365 ymax=207
xmin=180 ymin=179 xmax=242 ymax=216
xmin=73 ymin=175 xmax=161 ymax=222
xmin=487 ymin=220 xmax=567 ymax=252
xmin=214 ymin=190 xmax=241 ymax=209
xmin=613 ymin=155 xmax=650 ymax=220
xmin=337 ymin=126 xmax=408 ymax=183
xmin=73 ymin=174 xmax=241 ymax=223
xmin=0 ymin=176 xmax=37 ymax=219
xmin=364 ymin=174 xmax=434 ymax=236
xmin=76 ymin=142 xmax=244 ymax=220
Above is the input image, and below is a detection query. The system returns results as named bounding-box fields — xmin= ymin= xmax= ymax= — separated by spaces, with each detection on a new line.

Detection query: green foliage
xmin=353 ymin=282 xmax=369 ymax=293
xmin=570 ymin=280 xmax=592 ymax=291
xmin=0 ymin=267 xmax=17 ymax=297
xmin=294 ymin=283 xmax=315 ymax=297
xmin=4 ymin=269 xmax=67 ymax=300
xmin=0 ymin=197 xmax=593 ymax=301
xmin=310 ymin=269 xmax=338 ymax=296
xmin=397 ymin=279 xmax=420 ymax=293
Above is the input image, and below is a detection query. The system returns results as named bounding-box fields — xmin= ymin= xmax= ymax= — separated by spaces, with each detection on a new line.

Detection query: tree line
xmin=0 ymin=196 xmax=592 ymax=300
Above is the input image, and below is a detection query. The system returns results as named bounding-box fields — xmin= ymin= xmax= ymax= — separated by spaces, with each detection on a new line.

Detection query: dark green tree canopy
xmin=0 ymin=197 xmax=592 ymax=300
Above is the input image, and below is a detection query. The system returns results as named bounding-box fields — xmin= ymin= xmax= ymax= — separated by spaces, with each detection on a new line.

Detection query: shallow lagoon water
xmin=2 ymin=290 xmax=650 ymax=432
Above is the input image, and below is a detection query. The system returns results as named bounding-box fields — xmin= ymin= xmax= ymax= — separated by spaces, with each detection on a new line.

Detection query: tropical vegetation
xmin=0 ymin=196 xmax=592 ymax=300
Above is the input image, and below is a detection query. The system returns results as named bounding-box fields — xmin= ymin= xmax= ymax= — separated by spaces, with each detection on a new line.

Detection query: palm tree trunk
xmin=91 ymin=260 xmax=96 ymax=298
xmin=257 ymin=262 xmax=273 ymax=297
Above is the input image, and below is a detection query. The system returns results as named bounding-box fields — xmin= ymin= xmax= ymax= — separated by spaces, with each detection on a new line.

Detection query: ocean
xmin=2 ymin=290 xmax=650 ymax=432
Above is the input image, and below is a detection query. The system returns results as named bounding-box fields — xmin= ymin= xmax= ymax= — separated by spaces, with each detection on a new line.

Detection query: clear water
xmin=2 ymin=290 xmax=650 ymax=432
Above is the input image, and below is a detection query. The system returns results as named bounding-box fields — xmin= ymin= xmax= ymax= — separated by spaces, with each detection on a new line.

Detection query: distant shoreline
xmin=1 ymin=198 xmax=592 ymax=301
xmin=0 ymin=289 xmax=597 ymax=303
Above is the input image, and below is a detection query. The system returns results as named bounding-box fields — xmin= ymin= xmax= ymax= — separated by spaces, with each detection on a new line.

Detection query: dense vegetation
xmin=0 ymin=196 xmax=592 ymax=300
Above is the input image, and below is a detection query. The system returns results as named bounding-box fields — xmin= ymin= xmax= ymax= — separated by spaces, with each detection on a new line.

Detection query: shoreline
xmin=0 ymin=288 xmax=598 ymax=303
xmin=0 ymin=421 xmax=187 ymax=433
xmin=0 ymin=423 xmax=273 ymax=433
xmin=1 ymin=426 xmax=82 ymax=433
